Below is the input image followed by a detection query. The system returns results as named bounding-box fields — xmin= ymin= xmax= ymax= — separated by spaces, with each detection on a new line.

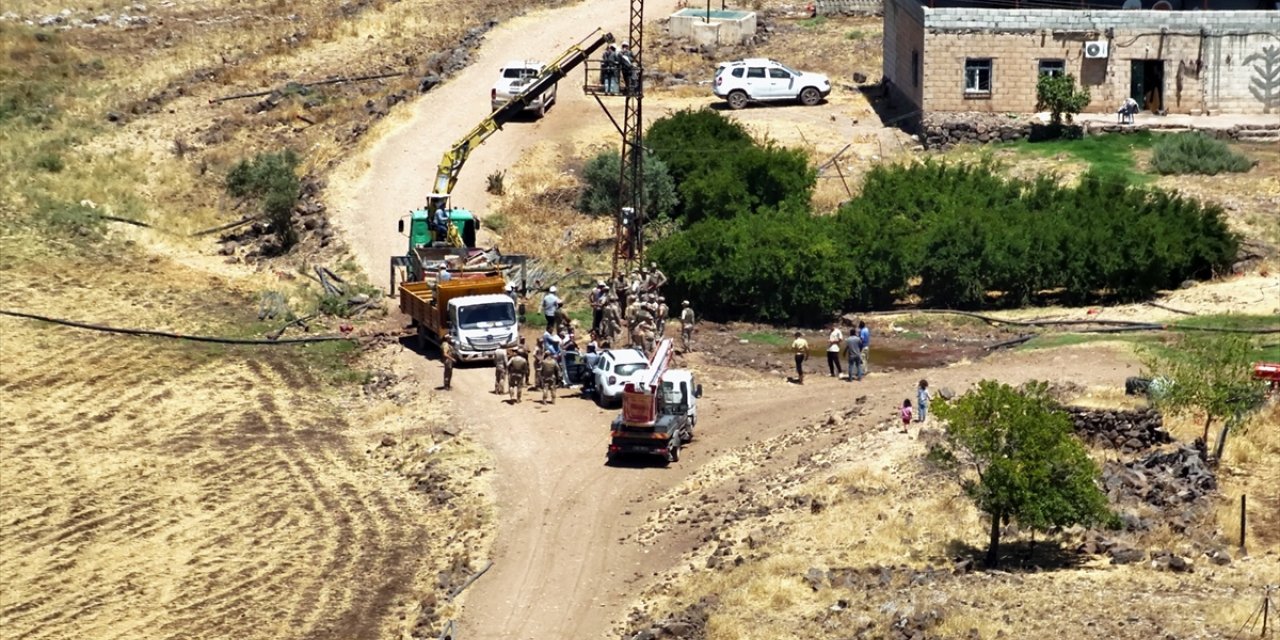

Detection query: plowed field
xmin=0 ymin=320 xmax=435 ymax=640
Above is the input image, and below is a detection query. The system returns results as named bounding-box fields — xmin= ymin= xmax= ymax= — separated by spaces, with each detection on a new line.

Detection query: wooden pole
xmin=1240 ymin=494 xmax=1247 ymax=551
xmin=1261 ymin=585 xmax=1270 ymax=637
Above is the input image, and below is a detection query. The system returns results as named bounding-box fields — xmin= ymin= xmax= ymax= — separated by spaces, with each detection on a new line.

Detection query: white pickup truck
xmin=491 ymin=60 xmax=557 ymax=117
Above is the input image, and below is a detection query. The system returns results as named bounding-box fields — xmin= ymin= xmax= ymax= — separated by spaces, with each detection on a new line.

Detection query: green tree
xmin=1141 ymin=333 xmax=1268 ymax=445
xmin=649 ymin=205 xmax=852 ymax=325
xmin=930 ymin=381 xmax=1113 ymax=567
xmin=226 ymin=150 xmax=301 ymax=252
xmin=677 ymin=144 xmax=815 ymax=224
xmin=576 ymin=149 xmax=678 ymax=220
xmin=644 ymin=108 xmax=754 ymax=187
xmin=1036 ymin=73 xmax=1091 ymax=125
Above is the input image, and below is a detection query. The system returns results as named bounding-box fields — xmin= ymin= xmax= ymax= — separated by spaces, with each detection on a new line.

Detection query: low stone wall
xmin=813 ymin=0 xmax=883 ymax=16
xmin=1066 ymin=406 xmax=1172 ymax=453
xmin=920 ymin=113 xmax=1280 ymax=150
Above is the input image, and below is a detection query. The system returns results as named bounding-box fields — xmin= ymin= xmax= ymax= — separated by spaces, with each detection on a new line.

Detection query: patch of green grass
xmin=1150 ymin=132 xmax=1252 ymax=175
xmin=1256 ymin=342 xmax=1280 ymax=362
xmin=1004 ymin=131 xmax=1155 ymax=185
xmin=798 ymin=16 xmax=828 ymax=28
xmin=1017 ymin=333 xmax=1159 ymax=351
xmin=566 ymin=307 xmax=593 ymax=330
xmin=301 ymin=339 xmax=370 ymax=386
xmin=844 ymin=29 xmax=867 ymax=40
xmin=738 ymin=331 xmax=788 ymax=347
xmin=1167 ymin=314 xmax=1280 ymax=332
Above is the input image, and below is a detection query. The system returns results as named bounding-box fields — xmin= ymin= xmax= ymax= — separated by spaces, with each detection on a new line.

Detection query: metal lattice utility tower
xmin=581 ymin=0 xmax=645 ymax=284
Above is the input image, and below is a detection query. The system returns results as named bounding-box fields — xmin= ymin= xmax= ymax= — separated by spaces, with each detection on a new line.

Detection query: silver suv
xmin=712 ymin=58 xmax=831 ymax=110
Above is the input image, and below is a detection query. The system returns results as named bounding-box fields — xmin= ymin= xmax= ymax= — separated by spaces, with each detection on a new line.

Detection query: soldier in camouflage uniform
xmin=507 ymin=350 xmax=528 ymax=403
xmin=538 ymin=354 xmax=561 ymax=404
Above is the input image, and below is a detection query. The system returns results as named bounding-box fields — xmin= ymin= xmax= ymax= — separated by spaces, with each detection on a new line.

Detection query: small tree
xmin=1141 ymin=332 xmax=1267 ymax=445
xmin=576 ymin=149 xmax=677 ymax=220
xmin=226 ymin=150 xmax=301 ymax=251
xmin=1036 ymin=73 xmax=1091 ymax=125
xmin=930 ymin=381 xmax=1113 ymax=567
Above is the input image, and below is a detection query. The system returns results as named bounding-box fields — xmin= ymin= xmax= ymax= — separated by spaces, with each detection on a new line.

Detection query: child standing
xmin=917 ymin=379 xmax=930 ymax=423
xmin=900 ymin=399 xmax=913 ymax=432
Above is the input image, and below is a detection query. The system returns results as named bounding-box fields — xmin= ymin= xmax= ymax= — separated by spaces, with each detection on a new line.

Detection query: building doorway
xmin=1130 ymin=60 xmax=1165 ymax=112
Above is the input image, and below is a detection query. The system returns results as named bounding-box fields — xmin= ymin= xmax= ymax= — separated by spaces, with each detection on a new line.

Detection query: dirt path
xmin=328 ymin=0 xmax=684 ymax=281
xmin=396 ymin=337 xmax=1141 ymax=639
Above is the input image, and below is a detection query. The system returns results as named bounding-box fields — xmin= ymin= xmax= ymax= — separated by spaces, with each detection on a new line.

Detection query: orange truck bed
xmin=399 ymin=272 xmax=507 ymax=344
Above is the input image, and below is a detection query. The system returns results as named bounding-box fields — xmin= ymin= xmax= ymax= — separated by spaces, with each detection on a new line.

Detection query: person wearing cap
xmin=541 ymin=285 xmax=561 ymax=331
xmin=646 ymin=262 xmax=666 ymax=292
xmin=441 ymin=335 xmax=457 ymax=390
xmin=679 ymin=300 xmax=696 ymax=352
xmin=618 ymin=42 xmax=636 ymax=94
xmin=507 ymin=349 xmax=529 ymax=403
xmin=655 ymin=296 xmax=669 ymax=338
xmin=601 ymin=294 xmax=621 ymax=342
xmin=589 ymin=281 xmax=608 ymax=334
xmin=791 ymin=331 xmax=809 ymax=384
xmin=504 ymin=282 xmax=517 ymax=305
xmin=538 ymin=352 xmax=562 ymax=405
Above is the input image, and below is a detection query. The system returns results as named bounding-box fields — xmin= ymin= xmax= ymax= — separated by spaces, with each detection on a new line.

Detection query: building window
xmin=1039 ymin=59 xmax=1066 ymax=77
xmin=911 ymin=49 xmax=920 ymax=88
xmin=964 ymin=58 xmax=992 ymax=95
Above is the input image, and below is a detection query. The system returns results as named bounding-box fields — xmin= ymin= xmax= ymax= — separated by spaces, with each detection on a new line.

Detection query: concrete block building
xmin=882 ymin=0 xmax=1280 ymax=121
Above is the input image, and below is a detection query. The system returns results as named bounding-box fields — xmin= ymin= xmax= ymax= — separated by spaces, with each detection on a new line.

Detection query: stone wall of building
xmin=883 ymin=0 xmax=927 ymax=115
xmin=910 ymin=7 xmax=1280 ymax=115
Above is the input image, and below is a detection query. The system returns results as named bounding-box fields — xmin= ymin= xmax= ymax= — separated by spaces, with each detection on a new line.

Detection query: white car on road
xmin=491 ymin=60 xmax=557 ymax=116
xmin=592 ymin=348 xmax=651 ymax=406
xmin=713 ymin=58 xmax=831 ymax=110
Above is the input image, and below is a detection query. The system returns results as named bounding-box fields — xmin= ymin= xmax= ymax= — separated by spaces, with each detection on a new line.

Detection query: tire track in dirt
xmin=0 ymin=318 xmax=435 ymax=640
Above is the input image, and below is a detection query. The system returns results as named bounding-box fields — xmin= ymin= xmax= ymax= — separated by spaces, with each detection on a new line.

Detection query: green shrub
xmin=34 ymin=151 xmax=64 ymax=173
xmin=1149 ymin=132 xmax=1252 ymax=175
xmin=645 ymin=108 xmax=753 ymax=187
xmin=1035 ymin=73 xmax=1090 ymax=125
xmin=576 ymin=148 xmax=677 ymax=219
xmin=649 ymin=204 xmax=852 ymax=324
xmin=34 ymin=199 xmax=103 ymax=238
xmin=226 ymin=150 xmax=300 ymax=251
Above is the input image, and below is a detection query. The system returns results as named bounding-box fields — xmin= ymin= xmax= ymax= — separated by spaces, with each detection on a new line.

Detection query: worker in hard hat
xmin=541 ymin=285 xmax=561 ymax=331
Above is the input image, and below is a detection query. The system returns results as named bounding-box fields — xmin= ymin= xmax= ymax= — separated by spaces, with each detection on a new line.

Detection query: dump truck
xmin=607 ymin=339 xmax=702 ymax=465
xmin=400 ymin=269 xmax=520 ymax=361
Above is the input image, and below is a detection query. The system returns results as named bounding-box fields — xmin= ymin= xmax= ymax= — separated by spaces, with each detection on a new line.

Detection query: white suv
xmin=713 ymin=58 xmax=831 ymax=110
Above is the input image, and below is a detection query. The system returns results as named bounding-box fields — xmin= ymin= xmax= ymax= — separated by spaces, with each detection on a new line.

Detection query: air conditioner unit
xmin=1084 ymin=40 xmax=1109 ymax=59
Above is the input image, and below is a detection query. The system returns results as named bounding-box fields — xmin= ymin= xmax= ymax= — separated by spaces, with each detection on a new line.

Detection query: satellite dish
xmin=1121 ymin=0 xmax=1141 ymax=9
xmin=1151 ymin=0 xmax=1172 ymax=9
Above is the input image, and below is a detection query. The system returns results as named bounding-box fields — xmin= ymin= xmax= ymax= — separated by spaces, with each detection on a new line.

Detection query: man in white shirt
xmin=826 ymin=324 xmax=844 ymax=378
xmin=541 ymin=286 xmax=560 ymax=331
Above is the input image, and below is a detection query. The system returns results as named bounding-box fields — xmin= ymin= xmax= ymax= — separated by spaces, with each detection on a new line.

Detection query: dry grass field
xmin=4 ymin=1 xmax=1278 ymax=639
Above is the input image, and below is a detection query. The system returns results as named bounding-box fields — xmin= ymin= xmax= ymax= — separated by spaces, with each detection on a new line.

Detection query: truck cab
xmin=447 ymin=293 xmax=519 ymax=360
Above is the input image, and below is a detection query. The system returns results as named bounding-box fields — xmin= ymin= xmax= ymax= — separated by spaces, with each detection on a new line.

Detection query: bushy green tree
xmin=644 ymin=109 xmax=814 ymax=224
xmin=1036 ymin=73 xmax=1091 ymax=125
xmin=576 ymin=149 xmax=677 ymax=219
xmin=644 ymin=108 xmax=753 ymax=186
xmin=677 ymin=144 xmax=815 ymax=224
xmin=930 ymin=381 xmax=1114 ymax=567
xmin=226 ymin=150 xmax=300 ymax=251
xmin=1141 ymin=333 xmax=1268 ymax=446
xmin=649 ymin=204 xmax=852 ymax=324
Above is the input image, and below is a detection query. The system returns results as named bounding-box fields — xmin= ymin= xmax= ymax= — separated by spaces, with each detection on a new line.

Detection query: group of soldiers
xmin=590 ymin=262 xmax=696 ymax=357
xmin=487 ymin=336 xmax=566 ymax=405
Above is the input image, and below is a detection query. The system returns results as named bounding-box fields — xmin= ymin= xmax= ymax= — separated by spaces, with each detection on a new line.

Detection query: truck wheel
xmin=799 ymin=87 xmax=822 ymax=106
xmin=727 ymin=91 xmax=749 ymax=110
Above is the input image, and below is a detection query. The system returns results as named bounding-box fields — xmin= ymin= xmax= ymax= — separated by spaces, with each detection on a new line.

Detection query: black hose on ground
xmin=0 ymin=309 xmax=352 ymax=345
xmin=860 ymin=309 xmax=1280 ymax=334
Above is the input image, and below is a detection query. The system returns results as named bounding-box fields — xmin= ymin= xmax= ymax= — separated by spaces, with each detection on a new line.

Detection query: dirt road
xmin=329 ymin=0 xmax=684 ymax=282
xmin=397 ymin=336 xmax=1139 ymax=639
